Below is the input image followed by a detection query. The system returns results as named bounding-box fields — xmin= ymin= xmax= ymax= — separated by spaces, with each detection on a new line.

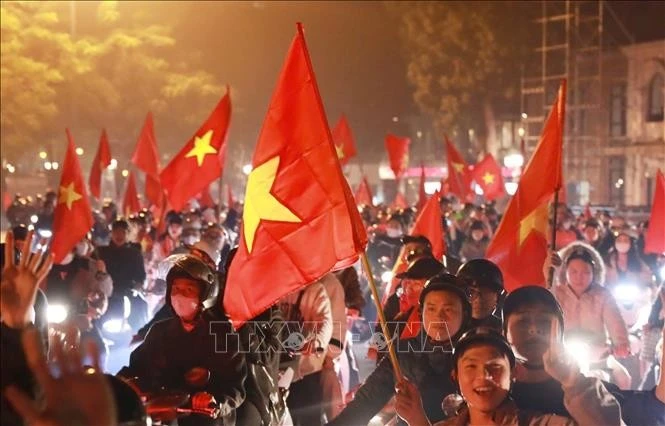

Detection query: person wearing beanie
xmin=503 ymin=286 xmax=665 ymax=426
xmin=328 ymin=273 xmax=472 ymax=426
xmin=393 ymin=327 xmax=622 ymax=426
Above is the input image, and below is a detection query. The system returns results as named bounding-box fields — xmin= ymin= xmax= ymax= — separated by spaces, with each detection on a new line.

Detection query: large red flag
xmin=123 ymin=172 xmax=141 ymax=216
xmin=385 ymin=134 xmax=410 ymax=180
xmin=197 ymin=183 xmax=215 ymax=209
xmin=160 ymin=89 xmax=231 ymax=212
xmin=332 ymin=114 xmax=357 ymax=166
xmin=89 ymin=129 xmax=111 ymax=200
xmin=472 ymin=154 xmax=505 ymax=201
xmin=417 ymin=163 xmax=427 ymax=210
xmin=445 ymin=137 xmax=472 ymax=201
xmin=354 ymin=175 xmax=373 ymax=206
xmin=486 ymin=80 xmax=566 ymax=292
xmin=645 ymin=169 xmax=665 ymax=254
xmin=411 ymin=190 xmax=446 ymax=260
xmin=51 ymin=130 xmax=94 ymax=264
xmin=132 ymin=113 xmax=163 ymax=207
xmin=224 ymin=24 xmax=368 ymax=328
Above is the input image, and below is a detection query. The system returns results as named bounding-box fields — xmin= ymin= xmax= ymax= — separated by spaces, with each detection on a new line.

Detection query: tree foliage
xmin=386 ymin=1 xmax=531 ymax=154
xmin=1 ymin=1 xmax=223 ymax=162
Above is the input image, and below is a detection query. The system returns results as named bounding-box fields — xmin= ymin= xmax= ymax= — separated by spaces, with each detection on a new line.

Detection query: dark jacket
xmin=118 ymin=310 xmax=246 ymax=426
xmin=469 ymin=314 xmax=502 ymax=331
xmin=328 ymin=331 xmax=459 ymax=426
xmin=98 ymin=242 xmax=146 ymax=296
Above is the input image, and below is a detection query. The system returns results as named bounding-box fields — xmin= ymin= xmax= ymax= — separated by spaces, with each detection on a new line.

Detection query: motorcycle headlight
xmin=659 ymin=264 xmax=665 ymax=281
xmin=381 ymin=271 xmax=393 ymax=283
xmin=102 ymin=318 xmax=127 ymax=334
xmin=612 ymin=283 xmax=638 ymax=304
xmin=565 ymin=338 xmax=590 ymax=374
xmin=37 ymin=229 xmax=52 ymax=239
xmin=47 ymin=304 xmax=68 ymax=324
xmin=123 ymin=295 xmax=132 ymax=320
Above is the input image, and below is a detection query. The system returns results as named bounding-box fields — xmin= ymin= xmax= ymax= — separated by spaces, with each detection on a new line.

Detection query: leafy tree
xmin=385 ymin=1 xmax=532 ymax=157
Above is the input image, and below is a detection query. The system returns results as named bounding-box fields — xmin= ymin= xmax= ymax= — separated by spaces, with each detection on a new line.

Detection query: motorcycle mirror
xmin=441 ymin=393 xmax=464 ymax=417
xmin=184 ymin=367 xmax=210 ymax=387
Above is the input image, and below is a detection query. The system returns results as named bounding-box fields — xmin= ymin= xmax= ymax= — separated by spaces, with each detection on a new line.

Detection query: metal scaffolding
xmin=520 ymin=0 xmax=634 ymax=205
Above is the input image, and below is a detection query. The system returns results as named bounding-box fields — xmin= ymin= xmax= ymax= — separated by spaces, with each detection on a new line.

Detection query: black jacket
xmin=327 ymin=331 xmax=459 ymax=426
xmin=97 ymin=242 xmax=146 ymax=296
xmin=118 ymin=310 xmax=246 ymax=426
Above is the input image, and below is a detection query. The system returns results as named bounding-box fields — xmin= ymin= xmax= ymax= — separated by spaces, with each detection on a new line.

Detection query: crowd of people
xmin=1 ymin=191 xmax=664 ymax=426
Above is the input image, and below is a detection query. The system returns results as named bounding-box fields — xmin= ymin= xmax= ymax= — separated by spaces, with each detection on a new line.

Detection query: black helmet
xmin=166 ymin=255 xmax=219 ymax=309
xmin=165 ymin=210 xmax=183 ymax=226
xmin=103 ymin=374 xmax=148 ymax=425
xmin=456 ymin=259 xmax=504 ymax=294
xmin=452 ymin=327 xmax=515 ymax=369
xmin=502 ymin=286 xmax=563 ymax=333
xmin=419 ymin=273 xmax=471 ymax=318
xmin=396 ymin=256 xmax=445 ymax=280
xmin=11 ymin=224 xmax=29 ymax=241
xmin=111 ymin=219 xmax=130 ymax=231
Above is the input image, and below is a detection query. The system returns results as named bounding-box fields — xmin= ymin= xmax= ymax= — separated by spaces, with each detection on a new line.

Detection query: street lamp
xmin=109 ymin=158 xmax=118 ymax=170
xmin=44 ymin=162 xmax=52 ymax=171
xmin=521 ymin=113 xmax=528 ymax=120
xmin=39 ymin=151 xmax=48 ymax=159
xmin=51 ymin=162 xmax=59 ymax=170
xmin=518 ymin=127 xmax=525 ymax=137
xmin=242 ymin=164 xmax=253 ymax=175
xmin=392 ymin=116 xmax=399 ymax=123
xmin=503 ymin=153 xmax=524 ymax=169
xmin=121 ymin=169 xmax=129 ymax=178
xmin=75 ymin=147 xmax=84 ymax=156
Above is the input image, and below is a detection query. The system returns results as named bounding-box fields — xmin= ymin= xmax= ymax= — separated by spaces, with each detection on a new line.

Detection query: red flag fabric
xmin=51 ymin=130 xmax=94 ymax=264
xmin=445 ymin=137 xmax=472 ymax=201
xmin=486 ymin=80 xmax=566 ymax=292
xmin=89 ymin=129 xmax=111 ymax=199
xmin=410 ymin=190 xmax=446 ymax=260
xmin=472 ymin=154 xmax=505 ymax=201
xmin=332 ymin=114 xmax=357 ymax=166
xmin=385 ymin=134 xmax=410 ymax=180
xmin=417 ymin=163 xmax=427 ymax=210
xmin=198 ymin=183 xmax=215 ymax=209
xmin=123 ymin=172 xmax=141 ymax=216
xmin=583 ymin=204 xmax=593 ymax=220
xmin=400 ymin=307 xmax=422 ymax=339
xmin=392 ymin=191 xmax=407 ymax=209
xmin=160 ymin=89 xmax=231 ymax=212
xmin=224 ymin=24 xmax=368 ymax=328
xmin=227 ymin=184 xmax=235 ymax=208
xmin=354 ymin=176 xmax=373 ymax=206
xmin=645 ymin=169 xmax=665 ymax=254
xmin=132 ymin=113 xmax=163 ymax=207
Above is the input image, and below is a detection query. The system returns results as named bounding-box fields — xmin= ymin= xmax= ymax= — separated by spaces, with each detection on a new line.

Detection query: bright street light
xmin=51 ymin=162 xmax=59 ymax=170
xmin=503 ymin=153 xmax=524 ymax=169
xmin=109 ymin=158 xmax=118 ymax=170
xmin=521 ymin=113 xmax=528 ymax=119
xmin=505 ymin=182 xmax=518 ymax=195
xmin=44 ymin=162 xmax=52 ymax=171
xmin=39 ymin=151 xmax=48 ymax=159
xmin=518 ymin=127 xmax=525 ymax=137
xmin=75 ymin=147 xmax=84 ymax=156
xmin=121 ymin=169 xmax=129 ymax=178
xmin=242 ymin=164 xmax=253 ymax=175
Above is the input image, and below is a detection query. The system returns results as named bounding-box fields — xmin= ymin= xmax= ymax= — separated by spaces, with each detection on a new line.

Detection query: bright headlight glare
xmin=47 ymin=304 xmax=68 ymax=324
xmin=612 ymin=283 xmax=638 ymax=303
xmin=381 ymin=271 xmax=393 ymax=283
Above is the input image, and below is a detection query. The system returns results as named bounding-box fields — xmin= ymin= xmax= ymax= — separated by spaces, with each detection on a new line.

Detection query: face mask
xmin=471 ymin=231 xmax=484 ymax=242
xmin=386 ymin=228 xmax=402 ymax=238
xmin=171 ymin=294 xmax=200 ymax=320
xmin=615 ymin=242 xmax=630 ymax=253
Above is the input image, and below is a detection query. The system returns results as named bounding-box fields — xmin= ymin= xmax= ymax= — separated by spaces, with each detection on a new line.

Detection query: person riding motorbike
xmin=327 ymin=273 xmax=473 ymax=426
xmin=549 ymin=241 xmax=632 ymax=389
xmin=117 ymin=255 xmax=246 ymax=426
xmin=456 ymin=258 xmax=504 ymax=330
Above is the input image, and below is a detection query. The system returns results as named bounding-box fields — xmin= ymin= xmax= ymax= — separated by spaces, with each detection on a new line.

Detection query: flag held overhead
xmin=89 ymin=129 xmax=111 ymax=200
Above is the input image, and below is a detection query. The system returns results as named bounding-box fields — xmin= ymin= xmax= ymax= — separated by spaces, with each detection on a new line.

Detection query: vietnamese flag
xmin=472 ymin=154 xmax=505 ymax=201
xmin=410 ymin=190 xmax=446 ymax=260
xmin=198 ymin=183 xmax=215 ymax=209
xmin=392 ymin=191 xmax=407 ymax=209
xmin=417 ymin=163 xmax=427 ymax=210
xmin=385 ymin=134 xmax=410 ymax=180
xmin=224 ymin=24 xmax=368 ymax=327
xmin=89 ymin=129 xmax=111 ymax=200
xmin=355 ymin=175 xmax=373 ymax=206
xmin=486 ymin=80 xmax=566 ymax=292
xmin=132 ymin=113 xmax=163 ymax=207
xmin=160 ymin=89 xmax=231 ymax=212
xmin=645 ymin=169 xmax=665 ymax=254
xmin=332 ymin=114 xmax=357 ymax=166
xmin=123 ymin=172 xmax=141 ymax=216
xmin=51 ymin=130 xmax=94 ymax=264
xmin=445 ymin=136 xmax=472 ymax=201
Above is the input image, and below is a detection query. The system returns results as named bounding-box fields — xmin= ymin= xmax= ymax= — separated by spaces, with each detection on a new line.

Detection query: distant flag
xmin=445 ymin=136 xmax=472 ymax=201
xmin=132 ymin=113 xmax=163 ymax=207
xmin=644 ymin=169 xmax=665 ymax=254
xmin=89 ymin=129 xmax=112 ymax=200
xmin=50 ymin=130 xmax=94 ymax=264
xmin=392 ymin=191 xmax=407 ymax=209
xmin=472 ymin=154 xmax=505 ymax=201
xmin=486 ymin=80 xmax=566 ymax=292
xmin=417 ymin=163 xmax=427 ymax=210
xmin=160 ymin=88 xmax=231 ymax=212
xmin=198 ymin=183 xmax=215 ymax=209
xmin=354 ymin=175 xmax=374 ymax=206
xmin=122 ymin=172 xmax=141 ymax=216
xmin=385 ymin=134 xmax=410 ymax=181
xmin=332 ymin=114 xmax=357 ymax=166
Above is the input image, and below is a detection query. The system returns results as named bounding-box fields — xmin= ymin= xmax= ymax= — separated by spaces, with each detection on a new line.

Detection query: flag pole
xmin=360 ymin=252 xmax=404 ymax=381
xmin=547 ymin=190 xmax=559 ymax=288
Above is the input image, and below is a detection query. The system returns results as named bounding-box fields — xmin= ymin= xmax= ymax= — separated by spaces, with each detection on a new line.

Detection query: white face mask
xmin=386 ymin=228 xmax=402 ymax=238
xmin=615 ymin=242 xmax=631 ymax=253
xmin=471 ymin=231 xmax=484 ymax=242
xmin=171 ymin=294 xmax=200 ymax=321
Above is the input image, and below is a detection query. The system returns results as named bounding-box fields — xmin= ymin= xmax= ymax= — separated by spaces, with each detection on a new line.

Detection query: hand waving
xmin=543 ymin=317 xmax=579 ymax=389
xmin=4 ymin=327 xmax=117 ymax=426
xmin=1 ymin=230 xmax=53 ymax=328
xmin=395 ymin=378 xmax=430 ymax=426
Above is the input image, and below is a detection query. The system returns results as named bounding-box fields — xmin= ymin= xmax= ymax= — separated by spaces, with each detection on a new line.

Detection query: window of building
xmin=647 ymin=73 xmax=664 ymax=122
xmin=609 ymin=83 xmax=626 ymax=137
xmin=608 ymin=156 xmax=625 ymax=206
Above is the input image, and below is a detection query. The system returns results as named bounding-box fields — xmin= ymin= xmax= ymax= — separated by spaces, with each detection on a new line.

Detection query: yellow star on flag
xmin=243 ymin=156 xmax=302 ymax=253
xmin=58 ymin=182 xmax=82 ymax=210
xmin=518 ymin=202 xmax=549 ymax=247
xmin=185 ymin=129 xmax=217 ymax=167
xmin=452 ymin=162 xmax=465 ymax=174
xmin=482 ymin=172 xmax=495 ymax=185
xmin=335 ymin=144 xmax=345 ymax=159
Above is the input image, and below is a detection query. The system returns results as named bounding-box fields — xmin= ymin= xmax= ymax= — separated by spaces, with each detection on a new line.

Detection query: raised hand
xmin=4 ymin=327 xmax=117 ymax=426
xmin=543 ymin=317 xmax=579 ymax=388
xmin=395 ymin=378 xmax=430 ymax=426
xmin=542 ymin=250 xmax=562 ymax=287
xmin=1 ymin=231 xmax=53 ymax=328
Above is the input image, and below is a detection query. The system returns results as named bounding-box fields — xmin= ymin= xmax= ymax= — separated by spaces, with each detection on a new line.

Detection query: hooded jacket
xmin=552 ymin=241 xmax=629 ymax=349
